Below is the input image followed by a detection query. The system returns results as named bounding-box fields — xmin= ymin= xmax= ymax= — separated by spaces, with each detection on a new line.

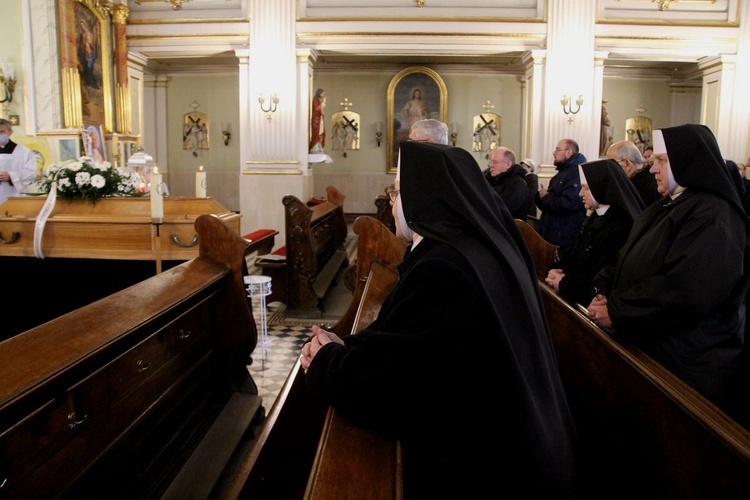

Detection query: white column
xmin=525 ymin=50 xmax=547 ymax=169
xmin=668 ymin=82 xmax=701 ymax=127
xmin=240 ymin=0 xmax=305 ymax=241
xmin=723 ymin=0 xmax=750 ymax=162
xmin=544 ymin=0 xmax=598 ymax=161
xmin=142 ymin=74 xmax=169 ymax=171
xmin=698 ymin=55 xmax=736 ymax=153
xmin=297 ymin=49 xmax=314 ymax=175
xmin=246 ymin=0 xmax=298 ymax=165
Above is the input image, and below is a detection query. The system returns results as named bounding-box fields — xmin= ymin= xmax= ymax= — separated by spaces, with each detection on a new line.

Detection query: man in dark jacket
xmin=483 ymin=146 xmax=529 ymax=219
xmin=536 ymin=138 xmax=587 ymax=250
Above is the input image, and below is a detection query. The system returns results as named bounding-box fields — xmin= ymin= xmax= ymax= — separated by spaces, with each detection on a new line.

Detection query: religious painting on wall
xmin=14 ymin=136 xmax=52 ymax=183
xmin=331 ymin=98 xmax=360 ymax=158
xmin=58 ymin=0 xmax=114 ymax=131
xmin=472 ymin=113 xmax=501 ymax=158
xmin=59 ymin=137 xmax=81 ymax=162
xmin=386 ymin=66 xmax=447 ymax=173
xmin=183 ymin=111 xmax=209 ymax=157
xmin=625 ymin=115 xmax=653 ymax=154
xmin=82 ymin=124 xmax=106 ymax=164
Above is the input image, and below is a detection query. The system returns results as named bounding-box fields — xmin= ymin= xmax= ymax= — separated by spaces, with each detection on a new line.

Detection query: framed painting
xmin=183 ymin=111 xmax=209 ymax=157
xmin=58 ymin=0 xmax=113 ymax=131
xmin=14 ymin=136 xmax=52 ymax=182
xmin=59 ymin=138 xmax=81 ymax=162
xmin=82 ymin=124 xmax=106 ymax=164
xmin=386 ymin=66 xmax=447 ymax=173
xmin=625 ymin=115 xmax=653 ymax=154
xmin=472 ymin=112 xmax=501 ymax=158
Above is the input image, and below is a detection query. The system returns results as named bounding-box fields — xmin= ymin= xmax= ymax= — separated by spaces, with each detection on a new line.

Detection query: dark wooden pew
xmin=515 ymin=217 xmax=559 ymax=280
xmin=0 ymin=214 xmax=265 ymax=499
xmin=257 ymin=185 xmax=349 ymax=318
xmin=516 ymin=219 xmax=750 ymax=498
xmin=230 ymin=216 xmax=750 ymax=499
xmin=223 ymin=216 xmax=405 ymax=499
xmin=374 ymin=184 xmax=396 ymax=234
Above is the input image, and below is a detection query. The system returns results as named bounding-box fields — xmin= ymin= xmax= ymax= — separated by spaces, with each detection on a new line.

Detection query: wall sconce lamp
xmin=561 ymin=95 xmax=583 ymax=115
xmin=375 ymin=121 xmax=383 ymax=147
xmin=258 ymin=93 xmax=279 ymax=120
xmin=450 ymin=122 xmax=459 ymax=146
xmin=221 ymin=123 xmax=231 ymax=146
xmin=0 ymin=63 xmax=16 ymax=104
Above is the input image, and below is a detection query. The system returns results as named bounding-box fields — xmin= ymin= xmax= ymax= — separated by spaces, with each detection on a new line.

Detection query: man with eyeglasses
xmin=606 ymin=140 xmax=661 ymax=206
xmin=535 ymin=138 xmax=587 ymax=251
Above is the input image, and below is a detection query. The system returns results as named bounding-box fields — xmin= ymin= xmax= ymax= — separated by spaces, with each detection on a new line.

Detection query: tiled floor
xmin=244 ymin=244 xmax=356 ymax=412
xmin=246 ymin=300 xmax=313 ymax=409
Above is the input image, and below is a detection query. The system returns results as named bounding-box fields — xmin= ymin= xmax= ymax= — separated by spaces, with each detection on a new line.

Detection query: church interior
xmin=1 ymin=0 xmax=750 ymax=498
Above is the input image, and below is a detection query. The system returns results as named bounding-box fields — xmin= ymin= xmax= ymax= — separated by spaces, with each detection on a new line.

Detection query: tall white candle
xmin=196 ymin=165 xmax=207 ymax=197
xmin=111 ymin=133 xmax=119 ymax=167
xmin=150 ymin=167 xmax=163 ymax=219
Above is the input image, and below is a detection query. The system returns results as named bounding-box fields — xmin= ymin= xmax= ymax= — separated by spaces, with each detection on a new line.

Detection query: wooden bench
xmin=242 ymin=228 xmax=278 ymax=257
xmin=344 ymin=186 xmax=396 ymax=293
xmin=257 ymin=185 xmax=349 ymax=318
xmin=515 ymin=217 xmax=559 ymax=280
xmin=227 ymin=216 xmax=750 ymax=498
xmin=221 ymin=216 xmax=406 ymax=499
xmin=0 ymin=214 xmax=265 ymax=498
xmin=374 ymin=184 xmax=396 ymax=234
xmin=516 ymin=219 xmax=750 ymax=498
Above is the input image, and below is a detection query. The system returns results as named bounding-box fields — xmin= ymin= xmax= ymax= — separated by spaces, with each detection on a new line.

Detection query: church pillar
xmin=110 ymin=4 xmax=130 ymax=135
xmin=543 ymin=0 xmax=598 ymax=162
xmin=524 ymin=50 xmax=547 ymax=171
xmin=698 ymin=55 xmax=736 ymax=155
xmin=668 ymin=82 xmax=701 ymax=128
xmin=142 ymin=74 xmax=169 ymax=170
xmin=239 ymin=0 xmax=306 ymax=241
xmin=723 ymin=0 xmax=750 ymax=162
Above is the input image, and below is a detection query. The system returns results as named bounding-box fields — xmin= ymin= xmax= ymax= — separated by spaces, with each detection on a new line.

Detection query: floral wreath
xmin=39 ymin=156 xmax=143 ymax=204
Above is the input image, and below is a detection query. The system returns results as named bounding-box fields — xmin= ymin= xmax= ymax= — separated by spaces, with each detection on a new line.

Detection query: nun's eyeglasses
xmin=386 ymin=189 xmax=400 ymax=202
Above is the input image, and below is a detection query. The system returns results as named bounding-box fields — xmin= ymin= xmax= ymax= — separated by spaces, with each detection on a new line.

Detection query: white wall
xmin=165 ymin=72 xmax=240 ymax=211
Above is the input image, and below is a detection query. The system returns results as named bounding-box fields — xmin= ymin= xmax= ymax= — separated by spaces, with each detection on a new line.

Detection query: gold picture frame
xmin=625 ymin=115 xmax=653 ymax=154
xmin=58 ymin=0 xmax=114 ymax=132
xmin=386 ymin=66 xmax=447 ymax=174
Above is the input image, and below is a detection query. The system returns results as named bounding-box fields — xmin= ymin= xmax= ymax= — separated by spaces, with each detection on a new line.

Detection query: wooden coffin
xmin=0 ymin=196 xmax=240 ymax=261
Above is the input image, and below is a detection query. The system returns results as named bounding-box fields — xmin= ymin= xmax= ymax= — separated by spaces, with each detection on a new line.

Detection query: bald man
xmin=606 ymin=140 xmax=661 ymax=206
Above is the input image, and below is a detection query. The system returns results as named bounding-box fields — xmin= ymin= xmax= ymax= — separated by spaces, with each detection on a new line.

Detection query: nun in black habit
xmin=300 ymin=141 xmax=577 ymax=498
xmin=588 ymin=124 xmax=750 ymax=413
xmin=546 ymin=158 xmax=645 ymax=306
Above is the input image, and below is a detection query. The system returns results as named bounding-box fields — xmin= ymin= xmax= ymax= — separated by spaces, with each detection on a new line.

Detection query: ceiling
xmin=146 ymin=50 xmax=698 ymax=77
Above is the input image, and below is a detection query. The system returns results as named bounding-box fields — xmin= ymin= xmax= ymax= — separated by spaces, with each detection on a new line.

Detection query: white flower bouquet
xmin=40 ymin=157 xmax=143 ymax=204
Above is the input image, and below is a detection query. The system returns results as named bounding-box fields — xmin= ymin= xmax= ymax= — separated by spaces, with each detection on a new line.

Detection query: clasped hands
xmin=299 ymin=324 xmax=343 ymax=373
xmin=545 ymin=268 xmax=564 ymax=292
xmin=586 ymin=295 xmax=612 ymax=328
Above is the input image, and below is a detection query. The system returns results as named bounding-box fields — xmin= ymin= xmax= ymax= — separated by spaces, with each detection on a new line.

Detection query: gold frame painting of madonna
xmin=58 ymin=0 xmax=114 ymax=131
xmin=386 ymin=66 xmax=447 ymax=173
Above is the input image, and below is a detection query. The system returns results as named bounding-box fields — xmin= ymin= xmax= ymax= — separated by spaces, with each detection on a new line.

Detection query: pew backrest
xmin=515 ymin=217 xmax=559 ymax=280
xmin=281 ymin=185 xmax=349 ymax=316
xmin=226 ymin=216 xmax=405 ymax=499
xmin=0 ymin=215 xmax=262 ymax=498
xmin=514 ymin=219 xmax=750 ymax=497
